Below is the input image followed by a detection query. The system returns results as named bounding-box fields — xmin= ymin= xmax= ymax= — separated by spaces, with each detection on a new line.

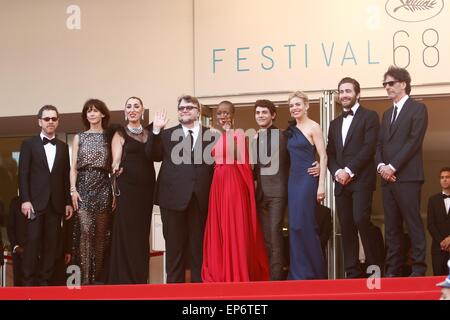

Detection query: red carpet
xmin=0 ymin=276 xmax=444 ymax=300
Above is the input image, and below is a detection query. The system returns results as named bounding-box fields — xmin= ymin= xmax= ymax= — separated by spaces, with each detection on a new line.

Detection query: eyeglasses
xmin=178 ymin=105 xmax=198 ymax=112
xmin=41 ymin=117 xmax=58 ymax=122
xmin=382 ymin=80 xmax=400 ymax=88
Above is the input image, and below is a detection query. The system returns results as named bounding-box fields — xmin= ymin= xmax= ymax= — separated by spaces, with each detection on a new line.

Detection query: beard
xmin=178 ymin=114 xmax=197 ymax=125
xmin=340 ymin=96 xmax=357 ymax=109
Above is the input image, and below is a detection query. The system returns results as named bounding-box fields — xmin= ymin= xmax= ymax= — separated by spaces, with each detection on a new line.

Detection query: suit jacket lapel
xmin=194 ymin=126 xmax=204 ymax=151
xmin=257 ymin=125 xmax=276 ymax=165
xmin=34 ymin=135 xmax=50 ymax=172
xmin=438 ymin=197 xmax=449 ymax=217
xmin=389 ymin=98 xmax=411 ymax=139
xmin=336 ymin=116 xmax=344 ymax=152
xmin=172 ymin=124 xmax=184 ymax=146
xmin=194 ymin=126 xmax=214 ymax=163
xmin=52 ymin=140 xmax=62 ymax=173
xmin=384 ymin=107 xmax=394 ymax=140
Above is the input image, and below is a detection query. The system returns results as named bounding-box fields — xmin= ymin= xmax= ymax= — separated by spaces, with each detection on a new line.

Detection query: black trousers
xmin=257 ymin=196 xmax=286 ymax=280
xmin=336 ymin=189 xmax=384 ymax=278
xmin=22 ymin=204 xmax=61 ymax=286
xmin=12 ymin=252 xmax=24 ymax=286
xmin=382 ymin=182 xmax=427 ymax=276
xmin=160 ymin=194 xmax=206 ymax=283
xmin=431 ymin=250 xmax=450 ymax=276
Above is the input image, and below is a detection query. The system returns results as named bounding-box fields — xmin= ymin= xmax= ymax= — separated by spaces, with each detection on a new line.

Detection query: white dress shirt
xmin=391 ymin=94 xmax=409 ymax=123
xmin=181 ymin=123 xmax=200 ymax=150
xmin=40 ymin=132 xmax=56 ymax=172
xmin=152 ymin=122 xmax=200 ymax=150
xmin=443 ymin=192 xmax=450 ymax=215
xmin=342 ymin=103 xmax=359 ymax=145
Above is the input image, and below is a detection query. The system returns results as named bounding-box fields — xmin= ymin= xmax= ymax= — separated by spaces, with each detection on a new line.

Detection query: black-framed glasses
xmin=382 ymin=80 xmax=400 ymax=88
xmin=178 ymin=105 xmax=198 ymax=112
xmin=41 ymin=117 xmax=58 ymax=122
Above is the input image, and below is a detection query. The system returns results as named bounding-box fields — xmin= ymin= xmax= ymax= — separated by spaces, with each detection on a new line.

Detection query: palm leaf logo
xmin=394 ymin=0 xmax=437 ymax=12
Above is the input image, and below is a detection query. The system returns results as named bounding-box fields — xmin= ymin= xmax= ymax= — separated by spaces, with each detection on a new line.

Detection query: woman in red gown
xmin=202 ymin=100 xmax=269 ymax=282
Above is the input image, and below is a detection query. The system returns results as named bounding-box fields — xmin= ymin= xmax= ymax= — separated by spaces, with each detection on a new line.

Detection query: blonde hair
xmin=288 ymin=91 xmax=309 ymax=106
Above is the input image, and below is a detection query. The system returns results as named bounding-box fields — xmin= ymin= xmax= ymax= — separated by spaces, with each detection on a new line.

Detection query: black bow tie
xmin=443 ymin=194 xmax=450 ymax=199
xmin=342 ymin=110 xmax=354 ymax=118
xmin=42 ymin=137 xmax=56 ymax=145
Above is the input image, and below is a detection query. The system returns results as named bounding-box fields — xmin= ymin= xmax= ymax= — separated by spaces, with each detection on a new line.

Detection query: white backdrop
xmin=194 ymin=0 xmax=449 ymax=97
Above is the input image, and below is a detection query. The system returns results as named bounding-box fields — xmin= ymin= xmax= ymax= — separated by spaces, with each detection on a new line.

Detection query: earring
xmin=125 ymin=115 xmax=128 ymax=121
xmin=141 ymin=112 xmax=144 ymax=120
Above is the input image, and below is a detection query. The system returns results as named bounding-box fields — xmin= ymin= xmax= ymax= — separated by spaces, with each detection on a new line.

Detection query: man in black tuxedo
xmin=376 ymin=66 xmax=428 ymax=277
xmin=326 ymin=77 xmax=383 ymax=278
xmin=18 ymin=105 xmax=73 ymax=286
xmin=427 ymin=167 xmax=450 ymax=276
xmin=146 ymin=95 xmax=214 ymax=283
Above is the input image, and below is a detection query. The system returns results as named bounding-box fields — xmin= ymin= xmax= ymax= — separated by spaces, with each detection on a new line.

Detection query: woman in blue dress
xmin=286 ymin=91 xmax=327 ymax=280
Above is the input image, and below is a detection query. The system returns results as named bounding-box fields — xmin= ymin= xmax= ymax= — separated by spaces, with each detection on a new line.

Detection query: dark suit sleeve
xmin=427 ymin=196 xmax=445 ymax=244
xmin=347 ymin=111 xmax=379 ymax=174
xmin=326 ymin=121 xmax=339 ymax=178
xmin=63 ymin=143 xmax=71 ymax=206
xmin=63 ymin=217 xmax=74 ymax=254
xmin=390 ymin=103 xmax=428 ymax=171
xmin=18 ymin=139 xmax=32 ymax=203
xmin=375 ymin=112 xmax=388 ymax=167
xmin=252 ymin=138 xmax=258 ymax=182
xmin=7 ymin=198 xmax=18 ymax=248
xmin=145 ymin=130 xmax=163 ymax=162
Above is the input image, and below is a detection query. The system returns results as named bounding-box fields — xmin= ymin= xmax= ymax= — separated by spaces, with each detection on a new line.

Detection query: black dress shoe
xmin=409 ymin=272 xmax=425 ymax=277
xmin=384 ymin=273 xmax=397 ymax=278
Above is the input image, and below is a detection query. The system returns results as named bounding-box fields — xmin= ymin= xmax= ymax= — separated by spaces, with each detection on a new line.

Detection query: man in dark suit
xmin=253 ymin=99 xmax=290 ymax=280
xmin=376 ymin=66 xmax=428 ymax=277
xmin=327 ymin=77 xmax=384 ymax=278
xmin=18 ymin=105 xmax=73 ymax=286
xmin=146 ymin=95 xmax=214 ymax=283
xmin=253 ymin=99 xmax=320 ymax=280
xmin=427 ymin=167 xmax=450 ymax=276
xmin=7 ymin=196 xmax=27 ymax=286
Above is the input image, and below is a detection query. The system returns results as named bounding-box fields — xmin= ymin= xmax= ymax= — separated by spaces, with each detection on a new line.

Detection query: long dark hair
xmin=284 ymin=118 xmax=297 ymax=138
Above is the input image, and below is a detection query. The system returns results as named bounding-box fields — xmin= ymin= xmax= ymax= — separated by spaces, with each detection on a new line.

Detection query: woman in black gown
xmin=108 ymin=97 xmax=155 ymax=284
xmin=70 ymin=99 xmax=113 ymax=285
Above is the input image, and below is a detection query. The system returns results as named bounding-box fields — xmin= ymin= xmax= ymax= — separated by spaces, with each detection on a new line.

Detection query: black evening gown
xmin=108 ymin=127 xmax=155 ymax=284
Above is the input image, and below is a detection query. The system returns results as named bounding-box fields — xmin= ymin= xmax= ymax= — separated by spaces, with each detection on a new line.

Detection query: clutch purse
xmin=110 ymin=172 xmax=121 ymax=197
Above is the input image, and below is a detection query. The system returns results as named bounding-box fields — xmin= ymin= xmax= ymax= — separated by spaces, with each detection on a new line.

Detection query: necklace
xmin=127 ymin=124 xmax=143 ymax=135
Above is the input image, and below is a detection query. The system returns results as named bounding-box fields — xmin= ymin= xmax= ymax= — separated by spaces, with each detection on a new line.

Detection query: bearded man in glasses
xmin=376 ymin=66 xmax=428 ymax=277
xmin=146 ymin=95 xmax=215 ymax=283
xmin=18 ymin=105 xmax=73 ymax=286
